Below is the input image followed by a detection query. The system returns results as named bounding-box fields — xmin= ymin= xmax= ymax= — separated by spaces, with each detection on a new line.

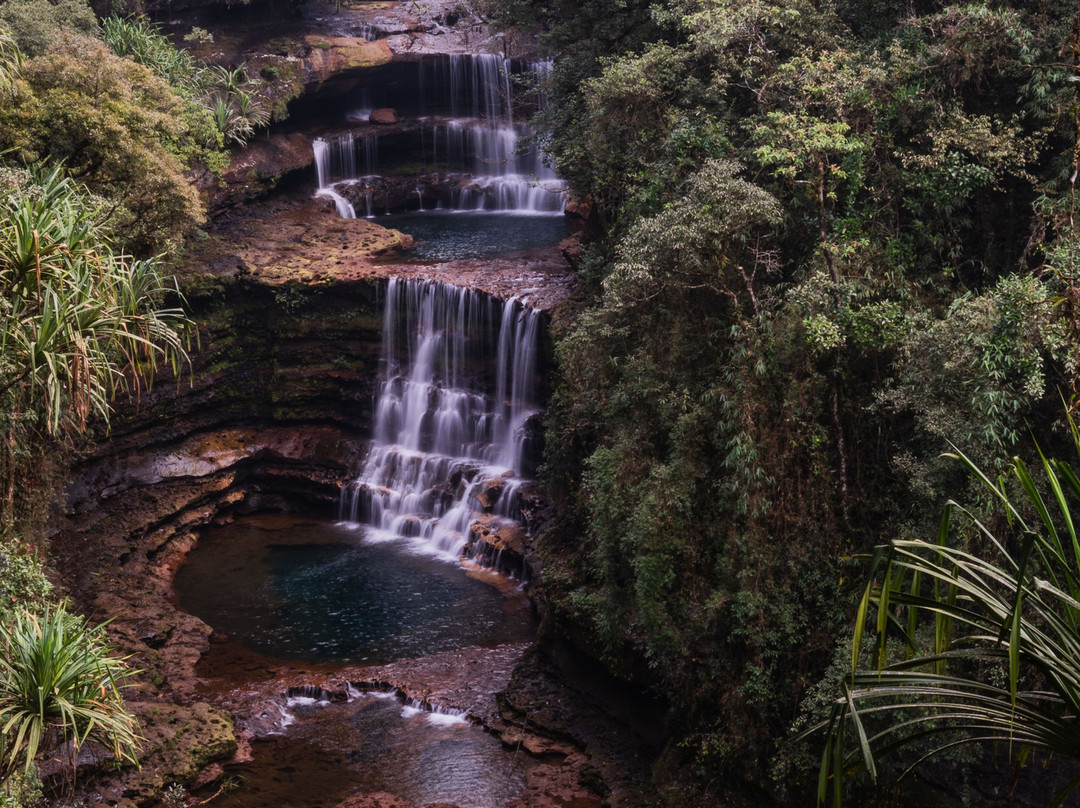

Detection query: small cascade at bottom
xmin=341 ymin=278 xmax=542 ymax=568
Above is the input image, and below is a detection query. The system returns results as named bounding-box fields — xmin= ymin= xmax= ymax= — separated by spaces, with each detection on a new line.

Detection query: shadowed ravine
xmin=167 ymin=256 xmax=580 ymax=806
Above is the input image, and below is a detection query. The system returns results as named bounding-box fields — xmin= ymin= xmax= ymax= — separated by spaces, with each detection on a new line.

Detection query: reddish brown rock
xmin=506 ymin=753 xmax=606 ymax=808
xmin=470 ymin=514 xmax=528 ymax=555
xmin=370 ymin=107 xmax=398 ymax=124
xmin=473 ymin=477 xmax=505 ymax=511
xmin=301 ymin=36 xmax=393 ymax=91
xmin=559 ymin=234 xmax=584 ymax=271
xmin=182 ymin=200 xmax=413 ymax=285
xmin=336 ymin=793 xmax=417 ymax=808
xmin=563 ymin=196 xmax=592 ymax=222
xmin=212 ymin=133 xmax=315 ymax=209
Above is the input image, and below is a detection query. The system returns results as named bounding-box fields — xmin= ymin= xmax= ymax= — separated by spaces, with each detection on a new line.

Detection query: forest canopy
xmin=518 ymin=0 xmax=1080 ymax=801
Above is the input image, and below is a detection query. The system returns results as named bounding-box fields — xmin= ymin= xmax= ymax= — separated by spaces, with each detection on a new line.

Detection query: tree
xmin=817 ymin=426 xmax=1080 ymax=806
xmin=0 ymin=0 xmax=97 ymax=57
xmin=0 ymin=33 xmax=205 ymax=256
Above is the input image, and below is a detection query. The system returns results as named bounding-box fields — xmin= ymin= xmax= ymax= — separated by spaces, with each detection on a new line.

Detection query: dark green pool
xmin=174 ymin=516 xmax=534 ymax=664
xmin=381 ymin=210 xmax=569 ymax=261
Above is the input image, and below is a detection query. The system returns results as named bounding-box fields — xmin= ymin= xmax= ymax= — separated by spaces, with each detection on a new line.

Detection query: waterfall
xmin=312 ymin=56 xmax=566 ymax=216
xmin=313 ymin=136 xmax=357 ymax=219
xmin=418 ymin=54 xmax=514 ymax=122
xmin=341 ymin=278 xmax=541 ymax=562
xmin=314 ymin=133 xmax=381 ymax=219
xmin=424 ymin=120 xmax=566 ymax=213
xmin=417 ymin=56 xmax=565 ymax=213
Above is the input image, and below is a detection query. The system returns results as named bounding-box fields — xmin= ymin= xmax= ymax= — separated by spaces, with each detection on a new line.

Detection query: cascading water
xmin=341 ymin=277 xmax=541 ymax=564
xmin=312 ymin=55 xmax=566 ymax=215
xmin=314 ymin=135 xmax=357 ymax=218
xmin=418 ymin=53 xmax=514 ymax=122
xmin=314 ymin=133 xmax=383 ymax=218
xmin=424 ymin=119 xmax=565 ymax=212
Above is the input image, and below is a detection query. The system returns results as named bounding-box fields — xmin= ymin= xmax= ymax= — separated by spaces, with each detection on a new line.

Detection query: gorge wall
xmin=50 ymin=273 xmax=597 ymax=807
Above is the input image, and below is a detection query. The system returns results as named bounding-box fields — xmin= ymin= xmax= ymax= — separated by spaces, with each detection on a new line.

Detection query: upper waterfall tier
xmin=342 ymin=278 xmax=542 ymax=562
xmin=418 ymin=54 xmax=518 ymax=122
xmin=313 ymin=55 xmax=566 ymax=216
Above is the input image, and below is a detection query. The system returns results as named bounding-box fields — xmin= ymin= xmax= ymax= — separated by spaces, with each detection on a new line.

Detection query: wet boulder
xmin=370 ymin=107 xmax=398 ymax=125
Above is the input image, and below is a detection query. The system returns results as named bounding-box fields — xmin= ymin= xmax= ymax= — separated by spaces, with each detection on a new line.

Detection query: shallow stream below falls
xmin=175 ymin=514 xmax=539 ymax=808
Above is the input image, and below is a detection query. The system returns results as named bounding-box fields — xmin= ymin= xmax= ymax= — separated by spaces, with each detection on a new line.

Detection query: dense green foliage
xmin=0 ymin=605 xmax=139 ymax=786
xmin=101 ymin=16 xmax=269 ymax=149
xmin=821 ymin=431 xmax=1080 ymax=805
xmin=0 ymin=0 xmax=96 ymax=56
xmin=0 ymin=28 xmax=205 ymax=255
xmin=520 ymin=0 xmax=1080 ymax=800
xmin=0 ymin=14 xmax=209 ymax=797
xmin=0 ymin=12 xmax=273 ymax=256
xmin=0 ymin=162 xmax=189 ymax=438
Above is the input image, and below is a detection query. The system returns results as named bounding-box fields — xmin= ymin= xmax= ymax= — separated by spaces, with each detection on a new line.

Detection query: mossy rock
xmin=113 ymin=701 xmax=237 ymax=804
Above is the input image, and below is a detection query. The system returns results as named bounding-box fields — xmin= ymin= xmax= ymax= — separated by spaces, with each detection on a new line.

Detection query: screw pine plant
xmin=0 ymin=162 xmax=189 ymax=437
xmin=0 ymin=605 xmax=139 ymax=786
xmin=818 ymin=421 xmax=1080 ymax=806
xmin=101 ymin=16 xmax=270 ymax=147
xmin=0 ymin=160 xmax=190 ymax=541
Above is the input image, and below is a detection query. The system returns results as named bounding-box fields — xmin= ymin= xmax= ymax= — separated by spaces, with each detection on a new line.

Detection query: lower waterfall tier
xmin=340 ymin=277 xmax=543 ymax=568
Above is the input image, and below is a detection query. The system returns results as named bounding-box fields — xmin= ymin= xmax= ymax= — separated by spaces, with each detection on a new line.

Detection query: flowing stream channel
xmin=175 ymin=514 xmax=538 ymax=808
xmin=172 ymin=50 xmax=566 ymax=808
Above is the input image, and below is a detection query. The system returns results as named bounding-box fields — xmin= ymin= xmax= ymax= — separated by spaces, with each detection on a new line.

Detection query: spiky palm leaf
xmin=0 ymin=163 xmax=190 ymax=435
xmin=817 ymin=426 xmax=1080 ymax=806
xmin=0 ymin=606 xmax=140 ymax=784
xmin=0 ymin=26 xmax=23 ymax=96
xmin=101 ymin=16 xmax=201 ymax=96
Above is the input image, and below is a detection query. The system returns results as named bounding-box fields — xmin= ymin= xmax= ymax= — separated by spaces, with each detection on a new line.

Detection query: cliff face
xmin=49 ymin=278 xmax=382 ymax=803
xmin=65 ymin=276 xmax=383 ymax=524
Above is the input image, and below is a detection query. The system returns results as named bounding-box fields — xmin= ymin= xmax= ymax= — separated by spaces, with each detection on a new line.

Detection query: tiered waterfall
xmin=313 ymin=55 xmax=566 ymax=216
xmin=341 ymin=278 xmax=541 ymax=563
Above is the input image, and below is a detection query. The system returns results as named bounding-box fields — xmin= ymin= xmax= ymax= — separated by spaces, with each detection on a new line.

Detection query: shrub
xmin=0 ymin=0 xmax=96 ymax=56
xmin=0 ymin=34 xmax=205 ymax=255
xmin=816 ymin=427 xmax=1080 ymax=805
xmin=0 ymin=551 xmax=50 ymax=624
xmin=0 ymin=605 xmax=139 ymax=785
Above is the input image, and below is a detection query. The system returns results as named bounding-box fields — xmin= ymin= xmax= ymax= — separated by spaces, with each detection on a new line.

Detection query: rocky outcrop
xmin=299 ymin=34 xmax=393 ymax=93
xmin=369 ymin=107 xmax=397 ymax=124
xmin=498 ymin=644 xmax=666 ymax=808
xmin=211 ymin=133 xmax=314 ymax=210
xmin=50 ymin=276 xmax=386 ymax=805
xmin=185 ymin=191 xmax=577 ymax=310
xmin=185 ymin=197 xmax=413 ymax=284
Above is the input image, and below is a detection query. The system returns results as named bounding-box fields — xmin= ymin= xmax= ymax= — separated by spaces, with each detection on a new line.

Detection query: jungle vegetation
xmin=820 ymin=436 xmax=1080 ymax=807
xmin=1 ymin=0 xmax=1080 ymax=803
xmin=0 ymin=6 xmax=260 ymax=799
xmin=500 ymin=0 xmax=1080 ymax=802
